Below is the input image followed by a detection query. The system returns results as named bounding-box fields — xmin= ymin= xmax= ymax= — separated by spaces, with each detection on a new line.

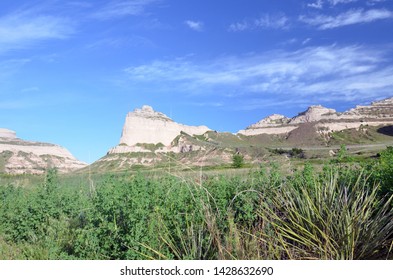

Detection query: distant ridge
xmin=238 ymin=97 xmax=393 ymax=136
xmin=88 ymin=97 xmax=393 ymax=172
xmin=0 ymin=129 xmax=87 ymax=174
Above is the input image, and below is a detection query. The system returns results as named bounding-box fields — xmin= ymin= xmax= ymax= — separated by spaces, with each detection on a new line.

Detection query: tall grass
xmin=258 ymin=169 xmax=393 ymax=259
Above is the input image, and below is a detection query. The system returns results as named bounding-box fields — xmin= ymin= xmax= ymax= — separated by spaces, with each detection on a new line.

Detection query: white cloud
xmin=229 ymin=14 xmax=289 ymax=31
xmin=124 ymin=45 xmax=393 ymax=106
xmin=308 ymin=0 xmax=324 ymax=9
xmin=228 ymin=21 xmax=249 ymax=32
xmin=307 ymin=0 xmax=359 ymax=9
xmin=92 ymin=0 xmax=158 ymax=20
xmin=185 ymin=20 xmax=204 ymax=31
xmin=254 ymin=14 xmax=289 ymax=29
xmin=300 ymin=8 xmax=393 ymax=29
xmin=367 ymin=0 xmax=389 ymax=5
xmin=307 ymin=0 xmax=387 ymax=9
xmin=302 ymin=38 xmax=312 ymax=45
xmin=0 ymin=11 xmax=73 ymax=54
xmin=329 ymin=0 xmax=358 ymax=5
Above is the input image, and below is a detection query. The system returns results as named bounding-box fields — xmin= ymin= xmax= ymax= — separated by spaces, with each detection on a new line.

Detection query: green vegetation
xmin=268 ymin=147 xmax=305 ymax=158
xmin=1 ymin=147 xmax=393 ymax=260
xmin=136 ymin=142 xmax=165 ymax=152
xmin=232 ymin=154 xmax=244 ymax=168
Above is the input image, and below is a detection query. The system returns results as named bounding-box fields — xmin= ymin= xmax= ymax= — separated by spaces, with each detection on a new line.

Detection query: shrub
xmin=374 ymin=146 xmax=393 ymax=197
xmin=268 ymin=147 xmax=304 ymax=158
xmin=232 ymin=154 xmax=244 ymax=168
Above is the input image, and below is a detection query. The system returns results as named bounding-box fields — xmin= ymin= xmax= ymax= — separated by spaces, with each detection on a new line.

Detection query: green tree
xmin=232 ymin=154 xmax=244 ymax=168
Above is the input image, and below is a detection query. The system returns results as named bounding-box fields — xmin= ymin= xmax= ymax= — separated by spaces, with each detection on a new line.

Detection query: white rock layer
xmin=238 ymin=97 xmax=393 ymax=136
xmin=0 ymin=128 xmax=17 ymax=139
xmin=0 ymin=128 xmax=87 ymax=174
xmin=290 ymin=105 xmax=338 ymax=124
xmin=119 ymin=105 xmax=210 ymax=146
xmin=238 ymin=125 xmax=299 ymax=135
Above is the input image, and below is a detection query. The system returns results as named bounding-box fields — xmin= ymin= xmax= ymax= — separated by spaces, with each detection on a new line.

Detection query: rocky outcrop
xmin=111 ymin=105 xmax=211 ymax=153
xmin=290 ymin=105 xmax=339 ymax=124
xmin=0 ymin=128 xmax=17 ymax=139
xmin=0 ymin=129 xmax=87 ymax=174
xmin=238 ymin=114 xmax=296 ymax=135
xmin=343 ymin=97 xmax=393 ymax=119
xmin=239 ymin=97 xmax=393 ymax=136
xmin=247 ymin=114 xmax=290 ymax=127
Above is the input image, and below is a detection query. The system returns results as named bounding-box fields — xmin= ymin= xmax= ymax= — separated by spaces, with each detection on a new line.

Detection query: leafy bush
xmin=373 ymin=146 xmax=393 ymax=197
xmin=232 ymin=154 xmax=244 ymax=168
xmin=268 ymin=147 xmax=305 ymax=158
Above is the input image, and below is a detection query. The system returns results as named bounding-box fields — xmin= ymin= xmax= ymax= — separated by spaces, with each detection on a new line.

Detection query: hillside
xmin=88 ymin=97 xmax=393 ymax=172
xmin=0 ymin=129 xmax=87 ymax=174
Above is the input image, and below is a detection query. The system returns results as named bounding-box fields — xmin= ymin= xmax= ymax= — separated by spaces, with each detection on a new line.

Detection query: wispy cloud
xmin=229 ymin=14 xmax=289 ymax=31
xmin=308 ymin=0 xmax=324 ymax=9
xmin=184 ymin=20 xmax=204 ymax=31
xmin=92 ymin=0 xmax=158 ymax=20
xmin=366 ymin=0 xmax=389 ymax=6
xmin=329 ymin=0 xmax=358 ymax=5
xmin=307 ymin=0 xmax=386 ymax=9
xmin=300 ymin=8 xmax=393 ymax=29
xmin=124 ymin=45 xmax=393 ymax=108
xmin=86 ymin=35 xmax=155 ymax=49
xmin=228 ymin=21 xmax=249 ymax=32
xmin=255 ymin=14 xmax=289 ymax=29
xmin=0 ymin=10 xmax=74 ymax=54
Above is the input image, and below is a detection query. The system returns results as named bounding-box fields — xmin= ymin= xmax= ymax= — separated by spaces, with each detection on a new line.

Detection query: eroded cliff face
xmin=238 ymin=97 xmax=393 ymax=136
xmin=90 ymin=97 xmax=393 ymax=172
xmin=112 ymin=105 xmax=210 ymax=152
xmin=0 ymin=130 xmax=87 ymax=174
xmin=0 ymin=128 xmax=17 ymax=139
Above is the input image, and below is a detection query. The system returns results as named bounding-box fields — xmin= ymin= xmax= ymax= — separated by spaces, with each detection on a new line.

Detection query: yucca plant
xmin=259 ymin=169 xmax=393 ymax=259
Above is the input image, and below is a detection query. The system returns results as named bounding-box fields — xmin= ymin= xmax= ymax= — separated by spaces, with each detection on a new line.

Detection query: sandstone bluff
xmin=87 ymin=97 xmax=393 ymax=172
xmin=109 ymin=105 xmax=211 ymax=154
xmin=238 ymin=97 xmax=393 ymax=136
xmin=0 ymin=129 xmax=87 ymax=174
xmin=110 ymin=97 xmax=393 ymax=153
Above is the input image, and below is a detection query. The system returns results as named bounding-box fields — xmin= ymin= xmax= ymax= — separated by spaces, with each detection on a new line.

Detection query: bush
xmin=268 ymin=147 xmax=304 ymax=158
xmin=232 ymin=154 xmax=244 ymax=168
xmin=374 ymin=146 xmax=393 ymax=196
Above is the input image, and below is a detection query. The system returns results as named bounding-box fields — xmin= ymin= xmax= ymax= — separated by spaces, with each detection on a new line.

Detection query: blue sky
xmin=1 ymin=0 xmax=393 ymax=163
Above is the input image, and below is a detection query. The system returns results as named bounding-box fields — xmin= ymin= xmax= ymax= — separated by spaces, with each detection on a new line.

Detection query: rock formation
xmin=0 ymin=128 xmax=17 ymax=139
xmin=91 ymin=97 xmax=393 ymax=172
xmin=110 ymin=105 xmax=210 ymax=154
xmin=247 ymin=114 xmax=290 ymax=127
xmin=0 ymin=129 xmax=87 ymax=174
xmin=238 ymin=114 xmax=296 ymax=135
xmin=239 ymin=97 xmax=393 ymax=136
xmin=290 ymin=105 xmax=339 ymax=124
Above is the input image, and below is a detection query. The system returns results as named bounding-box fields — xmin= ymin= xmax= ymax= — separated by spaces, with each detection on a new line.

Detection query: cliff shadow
xmin=377 ymin=125 xmax=393 ymax=137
